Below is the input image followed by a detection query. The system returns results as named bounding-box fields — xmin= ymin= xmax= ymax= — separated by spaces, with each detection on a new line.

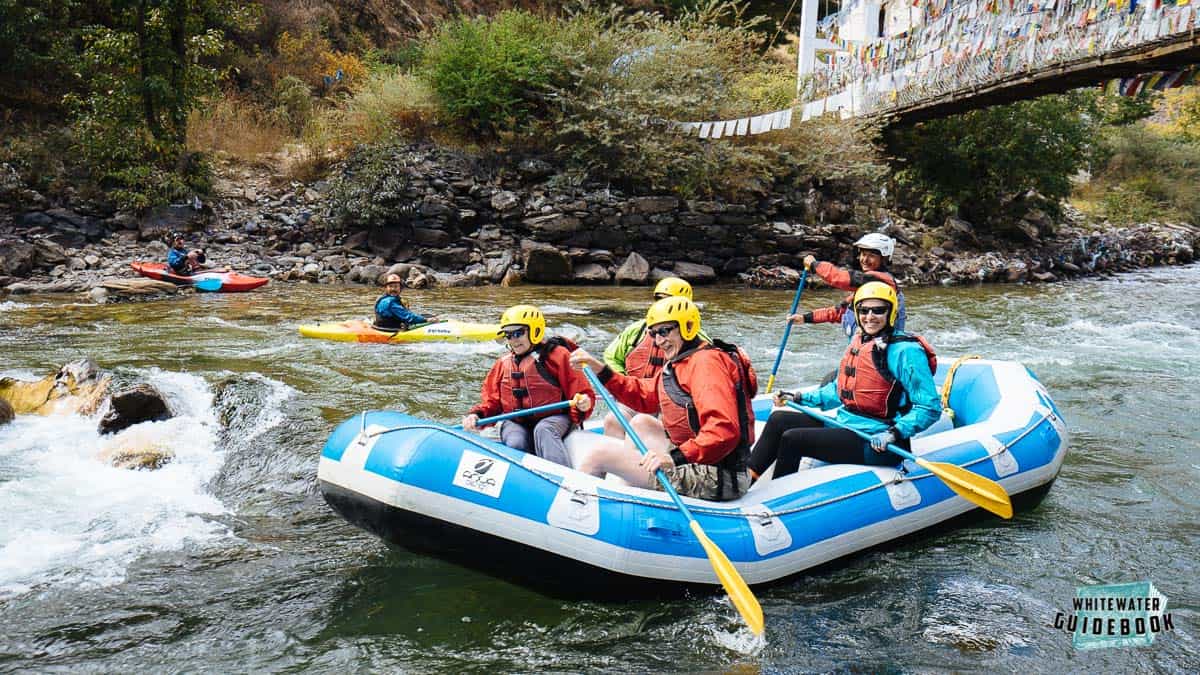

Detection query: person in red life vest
xmin=747 ymin=281 xmax=940 ymax=480
xmin=462 ymin=305 xmax=593 ymax=468
xmin=791 ymin=232 xmax=907 ymax=341
xmin=570 ymin=297 xmax=757 ymax=501
xmin=599 ymin=276 xmax=708 ymax=438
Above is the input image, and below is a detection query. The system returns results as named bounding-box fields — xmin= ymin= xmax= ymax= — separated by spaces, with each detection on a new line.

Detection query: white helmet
xmin=853 ymin=232 xmax=895 ymax=258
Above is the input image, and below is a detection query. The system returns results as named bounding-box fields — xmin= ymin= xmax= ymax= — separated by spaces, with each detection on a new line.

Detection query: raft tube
xmin=318 ymin=359 xmax=1068 ymax=592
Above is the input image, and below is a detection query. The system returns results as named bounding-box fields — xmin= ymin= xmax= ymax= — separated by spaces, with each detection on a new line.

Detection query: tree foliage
xmin=885 ymin=92 xmax=1100 ymax=223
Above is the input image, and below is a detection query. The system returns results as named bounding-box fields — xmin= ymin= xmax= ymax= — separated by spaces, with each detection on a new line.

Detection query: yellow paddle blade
xmin=690 ymin=520 xmax=764 ymax=636
xmin=915 ymin=458 xmax=1013 ymax=519
xmin=765 ymin=375 xmax=777 ymax=395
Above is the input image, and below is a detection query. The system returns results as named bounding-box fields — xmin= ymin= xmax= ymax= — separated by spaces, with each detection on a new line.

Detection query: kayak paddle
xmin=765 ymin=266 xmax=808 ymax=394
xmin=788 ymin=402 xmax=1013 ymax=519
xmin=581 ymin=367 xmax=764 ymax=636
xmin=193 ymin=276 xmax=223 ymax=292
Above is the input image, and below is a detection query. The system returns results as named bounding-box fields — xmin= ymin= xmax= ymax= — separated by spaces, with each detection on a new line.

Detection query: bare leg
xmin=576 ymin=413 xmax=669 ymax=488
xmin=602 ymin=411 xmax=626 ymax=439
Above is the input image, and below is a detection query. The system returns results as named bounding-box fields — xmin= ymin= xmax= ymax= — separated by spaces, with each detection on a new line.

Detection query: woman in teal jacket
xmin=747 ymin=281 xmax=940 ymax=479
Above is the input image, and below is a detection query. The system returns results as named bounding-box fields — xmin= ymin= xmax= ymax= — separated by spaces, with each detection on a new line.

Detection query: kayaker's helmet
xmin=171 ymin=232 xmax=184 ymax=244
xmin=853 ymin=281 xmax=898 ymax=327
xmin=853 ymin=232 xmax=896 ymax=258
xmin=499 ymin=304 xmax=546 ymax=344
xmin=384 ymin=273 xmax=403 ymax=286
xmin=653 ymin=276 xmax=693 ymax=301
xmin=646 ymin=296 xmax=701 ymax=341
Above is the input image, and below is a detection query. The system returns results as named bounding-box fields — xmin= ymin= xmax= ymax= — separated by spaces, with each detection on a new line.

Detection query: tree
xmin=66 ymin=0 xmax=256 ymax=208
xmin=885 ymin=92 xmax=1099 ymax=224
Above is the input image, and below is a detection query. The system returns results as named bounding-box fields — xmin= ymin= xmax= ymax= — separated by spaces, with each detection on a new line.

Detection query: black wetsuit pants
xmin=748 ymin=410 xmax=899 ymax=478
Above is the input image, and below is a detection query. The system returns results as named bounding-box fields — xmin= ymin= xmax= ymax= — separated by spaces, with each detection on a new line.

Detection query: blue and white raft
xmin=318 ymin=358 xmax=1068 ymax=590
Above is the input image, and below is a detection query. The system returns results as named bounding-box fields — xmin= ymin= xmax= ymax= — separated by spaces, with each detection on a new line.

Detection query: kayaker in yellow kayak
xmin=373 ymin=274 xmax=438 ymax=331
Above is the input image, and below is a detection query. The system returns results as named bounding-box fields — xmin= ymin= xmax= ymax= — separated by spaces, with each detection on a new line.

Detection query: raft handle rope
xmin=940 ymin=354 xmax=982 ymax=419
xmin=349 ymin=410 xmax=1056 ymax=520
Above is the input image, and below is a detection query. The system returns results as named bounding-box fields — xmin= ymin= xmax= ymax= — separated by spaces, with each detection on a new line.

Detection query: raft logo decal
xmin=452 ymin=449 xmax=509 ymax=498
xmin=1054 ymin=581 xmax=1174 ymax=650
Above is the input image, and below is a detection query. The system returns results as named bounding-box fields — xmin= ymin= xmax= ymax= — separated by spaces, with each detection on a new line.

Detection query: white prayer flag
xmin=735 ymin=118 xmax=749 ymax=135
xmin=711 ymin=122 xmax=723 ymax=139
xmin=699 ymin=123 xmax=712 ymax=139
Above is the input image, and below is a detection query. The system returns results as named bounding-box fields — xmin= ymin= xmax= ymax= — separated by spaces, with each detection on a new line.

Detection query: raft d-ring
xmin=570 ymin=489 xmax=589 ymax=506
xmin=892 ymin=469 xmax=907 ymax=483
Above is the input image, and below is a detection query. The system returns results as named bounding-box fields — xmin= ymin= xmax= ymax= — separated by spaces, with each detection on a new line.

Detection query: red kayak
xmin=130 ymin=261 xmax=269 ymax=293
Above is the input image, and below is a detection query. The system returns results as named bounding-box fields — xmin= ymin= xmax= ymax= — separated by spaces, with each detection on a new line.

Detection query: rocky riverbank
xmin=1 ymin=146 xmax=1197 ymax=302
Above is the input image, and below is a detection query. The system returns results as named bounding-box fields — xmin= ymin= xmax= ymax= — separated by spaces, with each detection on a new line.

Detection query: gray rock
xmin=485 ymin=250 xmax=515 ymax=283
xmin=0 ymin=398 xmax=12 ymax=425
xmin=88 ymin=286 xmax=109 ymax=304
xmin=573 ymin=263 xmax=611 ymax=283
xmin=630 ymin=196 xmax=679 ymax=214
xmin=615 ymin=252 xmax=650 ymax=284
xmin=0 ymin=239 xmax=37 ymax=277
xmin=671 ymin=261 xmax=716 ymax=283
xmin=33 ymin=239 xmax=68 ymax=266
xmin=98 ymin=384 xmax=173 ymax=435
xmin=522 ymin=213 xmax=582 ymax=242
xmin=99 ymin=278 xmax=179 ymax=298
xmin=412 ymin=227 xmax=451 ymax=247
xmin=518 ymin=158 xmax=554 ymax=180
xmin=490 ymin=191 xmax=521 ymax=213
xmin=297 ymin=242 xmax=316 ymax=256
xmin=521 ymin=241 xmax=573 ymax=284
xmin=301 ymin=262 xmax=321 ymax=280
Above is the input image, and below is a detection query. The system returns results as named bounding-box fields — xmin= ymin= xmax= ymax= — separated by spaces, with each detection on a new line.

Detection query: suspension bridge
xmin=794 ymin=0 xmax=1199 ymax=125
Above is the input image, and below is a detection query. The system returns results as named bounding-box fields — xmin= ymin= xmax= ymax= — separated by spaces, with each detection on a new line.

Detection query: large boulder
xmin=521 ymin=240 xmax=572 ymax=284
xmin=0 ymin=398 xmax=13 ymax=425
xmin=573 ymin=263 xmax=611 ymax=283
xmin=97 ymin=425 xmax=175 ymax=470
xmin=615 ymin=252 xmax=650 ymax=284
xmin=672 ymin=261 xmax=717 ymax=284
xmin=0 ymin=359 xmax=110 ymax=416
xmin=522 ymin=213 xmax=582 ymax=243
xmin=0 ymin=238 xmax=37 ymax=277
xmin=98 ymin=384 xmax=173 ymax=435
xmin=139 ymin=204 xmax=207 ymax=242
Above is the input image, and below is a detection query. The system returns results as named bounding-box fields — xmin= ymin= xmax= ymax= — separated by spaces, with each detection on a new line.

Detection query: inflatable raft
xmin=298 ymin=319 xmax=502 ymax=343
xmin=318 ymin=358 xmax=1067 ymax=591
xmin=131 ymin=261 xmax=269 ymax=292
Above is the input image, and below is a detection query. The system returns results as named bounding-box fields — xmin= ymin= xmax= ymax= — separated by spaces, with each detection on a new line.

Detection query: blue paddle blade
xmin=193 ymin=276 xmax=223 ymax=292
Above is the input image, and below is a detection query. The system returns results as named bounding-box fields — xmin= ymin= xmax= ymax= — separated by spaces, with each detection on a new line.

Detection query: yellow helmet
xmin=853 ymin=281 xmax=898 ymax=327
xmin=653 ymin=276 xmax=693 ymax=301
xmin=645 ymin=296 xmax=701 ymax=341
xmin=499 ymin=304 xmax=546 ymax=344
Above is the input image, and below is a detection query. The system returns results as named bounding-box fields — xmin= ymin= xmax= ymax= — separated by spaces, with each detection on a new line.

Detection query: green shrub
xmin=324 ymin=139 xmax=416 ymax=229
xmin=886 ymin=92 xmax=1099 ymax=225
xmin=1080 ymin=122 xmax=1200 ymax=224
xmin=420 ymin=10 xmax=567 ymax=135
xmin=273 ymin=75 xmax=314 ymax=133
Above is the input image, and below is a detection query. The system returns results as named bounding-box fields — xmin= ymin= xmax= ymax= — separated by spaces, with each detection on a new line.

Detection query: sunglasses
xmin=500 ymin=327 xmax=528 ymax=340
xmin=647 ymin=324 xmax=676 ymax=338
xmin=856 ymin=305 xmax=890 ymax=317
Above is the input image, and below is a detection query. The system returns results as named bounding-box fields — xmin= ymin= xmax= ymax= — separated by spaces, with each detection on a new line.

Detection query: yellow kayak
xmin=298 ymin=319 xmax=501 ymax=344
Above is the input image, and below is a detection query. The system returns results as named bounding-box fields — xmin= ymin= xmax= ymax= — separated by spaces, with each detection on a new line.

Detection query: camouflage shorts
xmin=655 ymin=463 xmax=750 ymax=502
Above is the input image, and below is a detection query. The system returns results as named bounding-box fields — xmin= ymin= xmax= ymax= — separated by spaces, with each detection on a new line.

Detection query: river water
xmin=1 ymin=267 xmax=1197 ymax=672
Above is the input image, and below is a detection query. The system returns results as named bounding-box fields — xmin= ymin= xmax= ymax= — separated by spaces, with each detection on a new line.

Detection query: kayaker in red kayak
xmin=167 ymin=233 xmax=206 ymax=276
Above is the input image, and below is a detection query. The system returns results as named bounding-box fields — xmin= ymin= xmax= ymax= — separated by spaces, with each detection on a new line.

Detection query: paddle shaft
xmin=580 ymin=368 xmax=695 ymax=515
xmin=581 ymin=365 xmax=765 ymax=635
xmin=786 ymin=401 xmax=919 ymax=461
xmin=469 ymin=400 xmax=573 ymax=428
xmin=766 ymin=268 xmax=808 ymax=393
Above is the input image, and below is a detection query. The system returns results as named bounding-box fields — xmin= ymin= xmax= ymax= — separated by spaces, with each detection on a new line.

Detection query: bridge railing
xmin=801 ymin=1 xmax=1199 ymax=118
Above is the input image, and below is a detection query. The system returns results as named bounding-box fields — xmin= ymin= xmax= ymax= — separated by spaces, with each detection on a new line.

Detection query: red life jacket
xmin=497 ymin=337 xmax=578 ymax=420
xmin=624 ymin=324 xmax=667 ymax=379
xmin=659 ymin=339 xmax=758 ymax=499
xmin=837 ymin=331 xmax=937 ymax=421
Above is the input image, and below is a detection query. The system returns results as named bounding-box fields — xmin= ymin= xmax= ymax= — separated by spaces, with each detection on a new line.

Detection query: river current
xmin=1 ymin=267 xmax=1197 ymax=671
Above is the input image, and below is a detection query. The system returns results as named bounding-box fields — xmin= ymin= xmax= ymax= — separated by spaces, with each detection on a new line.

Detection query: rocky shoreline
xmin=1 ymin=147 xmax=1197 ymax=302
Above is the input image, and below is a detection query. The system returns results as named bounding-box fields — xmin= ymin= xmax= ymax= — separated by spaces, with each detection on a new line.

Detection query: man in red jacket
xmin=570 ymin=297 xmax=756 ymax=501
xmin=463 ymin=305 xmax=593 ymax=467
